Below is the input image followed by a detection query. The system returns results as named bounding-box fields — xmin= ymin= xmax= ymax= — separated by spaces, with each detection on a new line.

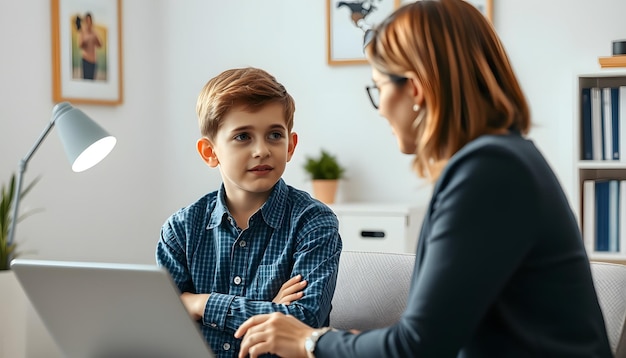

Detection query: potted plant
xmin=0 ymin=173 xmax=40 ymax=357
xmin=303 ymin=149 xmax=346 ymax=204
xmin=0 ymin=173 xmax=39 ymax=270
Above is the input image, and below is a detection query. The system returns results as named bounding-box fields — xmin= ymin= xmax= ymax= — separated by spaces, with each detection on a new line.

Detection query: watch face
xmin=305 ymin=337 xmax=315 ymax=352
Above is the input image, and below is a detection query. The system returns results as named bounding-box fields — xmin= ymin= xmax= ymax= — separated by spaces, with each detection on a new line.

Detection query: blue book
xmin=595 ymin=180 xmax=610 ymax=252
xmin=608 ymin=180 xmax=620 ymax=252
xmin=591 ymin=88 xmax=603 ymax=160
xmin=581 ymin=88 xmax=593 ymax=160
xmin=611 ymin=87 xmax=620 ymax=160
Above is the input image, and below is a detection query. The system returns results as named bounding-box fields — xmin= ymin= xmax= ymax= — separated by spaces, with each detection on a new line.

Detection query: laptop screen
xmin=11 ymin=259 xmax=215 ymax=358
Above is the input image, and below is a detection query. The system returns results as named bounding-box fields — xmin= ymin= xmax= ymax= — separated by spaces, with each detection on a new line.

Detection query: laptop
xmin=11 ymin=259 xmax=215 ymax=358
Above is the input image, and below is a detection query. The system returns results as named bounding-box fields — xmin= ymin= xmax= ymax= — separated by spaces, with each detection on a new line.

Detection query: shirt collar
xmin=206 ymin=186 xmax=230 ymax=229
xmin=207 ymin=179 xmax=288 ymax=229
xmin=260 ymin=178 xmax=287 ymax=229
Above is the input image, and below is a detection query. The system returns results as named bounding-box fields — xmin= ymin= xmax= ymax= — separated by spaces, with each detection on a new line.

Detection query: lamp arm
xmin=7 ymin=117 xmax=57 ymax=248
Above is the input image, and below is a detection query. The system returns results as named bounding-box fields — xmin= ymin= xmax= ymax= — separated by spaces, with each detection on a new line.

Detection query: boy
xmin=156 ymin=67 xmax=342 ymax=357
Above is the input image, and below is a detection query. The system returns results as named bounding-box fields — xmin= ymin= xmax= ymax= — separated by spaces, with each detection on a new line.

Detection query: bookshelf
xmin=575 ymin=71 xmax=626 ymax=263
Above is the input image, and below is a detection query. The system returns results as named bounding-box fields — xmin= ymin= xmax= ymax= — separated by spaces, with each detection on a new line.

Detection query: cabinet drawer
xmin=338 ymin=215 xmax=406 ymax=253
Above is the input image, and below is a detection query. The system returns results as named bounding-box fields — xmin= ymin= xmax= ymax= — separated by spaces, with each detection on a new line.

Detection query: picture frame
xmin=326 ymin=0 xmax=401 ymax=66
xmin=465 ymin=0 xmax=493 ymax=22
xmin=51 ymin=0 xmax=123 ymax=105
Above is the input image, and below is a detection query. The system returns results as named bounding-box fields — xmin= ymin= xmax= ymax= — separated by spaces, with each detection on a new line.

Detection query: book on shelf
xmin=598 ymin=55 xmax=626 ymax=68
xmin=610 ymin=87 xmax=620 ymax=160
xmin=595 ymin=180 xmax=610 ymax=252
xmin=583 ymin=180 xmax=595 ymax=253
xmin=602 ymin=88 xmax=613 ymax=161
xmin=621 ymin=181 xmax=626 ymax=253
xmin=581 ymin=88 xmax=593 ymax=160
xmin=608 ymin=180 xmax=620 ymax=252
xmin=617 ymin=86 xmax=626 ymax=162
xmin=582 ymin=87 xmax=622 ymax=161
xmin=590 ymin=87 xmax=603 ymax=160
xmin=583 ymin=179 xmax=623 ymax=255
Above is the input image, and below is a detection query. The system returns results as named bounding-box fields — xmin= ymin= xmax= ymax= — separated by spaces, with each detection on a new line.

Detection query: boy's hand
xmin=180 ymin=292 xmax=210 ymax=321
xmin=273 ymin=274 xmax=307 ymax=305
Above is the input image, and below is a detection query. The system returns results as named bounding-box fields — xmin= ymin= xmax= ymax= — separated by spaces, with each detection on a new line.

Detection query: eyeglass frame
xmin=365 ymin=75 xmax=408 ymax=109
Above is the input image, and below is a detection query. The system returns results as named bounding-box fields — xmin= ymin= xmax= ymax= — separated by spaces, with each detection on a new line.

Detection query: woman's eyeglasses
xmin=363 ymin=29 xmax=376 ymax=50
xmin=365 ymin=76 xmax=408 ymax=109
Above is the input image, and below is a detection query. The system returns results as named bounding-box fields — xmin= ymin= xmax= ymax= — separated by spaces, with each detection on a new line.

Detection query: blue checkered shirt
xmin=156 ymin=179 xmax=342 ymax=358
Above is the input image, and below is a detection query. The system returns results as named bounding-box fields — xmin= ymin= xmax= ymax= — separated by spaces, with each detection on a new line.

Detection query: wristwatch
xmin=304 ymin=327 xmax=333 ymax=358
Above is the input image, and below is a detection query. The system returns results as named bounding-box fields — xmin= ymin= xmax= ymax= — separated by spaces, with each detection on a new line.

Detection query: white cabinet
xmin=329 ymin=203 xmax=425 ymax=254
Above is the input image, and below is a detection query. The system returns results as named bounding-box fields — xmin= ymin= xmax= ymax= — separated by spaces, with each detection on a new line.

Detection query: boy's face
xmin=197 ymin=103 xmax=297 ymax=199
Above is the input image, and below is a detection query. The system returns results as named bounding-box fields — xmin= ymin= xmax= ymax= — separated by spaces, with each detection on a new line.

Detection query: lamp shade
xmin=53 ymin=102 xmax=117 ymax=172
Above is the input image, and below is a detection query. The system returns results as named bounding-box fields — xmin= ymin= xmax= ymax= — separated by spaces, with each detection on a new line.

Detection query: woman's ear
xmin=197 ymin=137 xmax=219 ymax=168
xmin=404 ymin=71 xmax=425 ymax=106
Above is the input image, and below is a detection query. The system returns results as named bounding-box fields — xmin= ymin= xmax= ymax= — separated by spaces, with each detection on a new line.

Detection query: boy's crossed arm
xmin=180 ymin=275 xmax=308 ymax=321
xmin=271 ymin=274 xmax=308 ymax=305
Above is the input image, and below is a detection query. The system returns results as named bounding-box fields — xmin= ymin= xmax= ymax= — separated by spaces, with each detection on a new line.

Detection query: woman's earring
xmin=412 ymin=104 xmax=419 ymax=112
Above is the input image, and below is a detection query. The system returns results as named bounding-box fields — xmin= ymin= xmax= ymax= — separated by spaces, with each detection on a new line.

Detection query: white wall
xmin=159 ymin=0 xmax=431 ymax=210
xmin=0 ymin=0 xmax=624 ymax=265
xmin=0 ymin=2 xmax=623 ymax=264
xmin=0 ymin=0 xmax=171 ymax=265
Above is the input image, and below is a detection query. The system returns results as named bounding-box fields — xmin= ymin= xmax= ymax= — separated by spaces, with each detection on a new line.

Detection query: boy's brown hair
xmin=196 ymin=67 xmax=296 ymax=139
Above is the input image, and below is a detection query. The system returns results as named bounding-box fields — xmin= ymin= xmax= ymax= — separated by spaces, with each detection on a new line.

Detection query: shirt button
xmin=210 ymin=323 xmax=217 ymax=328
xmin=239 ymin=240 xmax=247 ymax=248
xmin=223 ymin=343 xmax=231 ymax=351
xmin=233 ymin=276 xmax=242 ymax=285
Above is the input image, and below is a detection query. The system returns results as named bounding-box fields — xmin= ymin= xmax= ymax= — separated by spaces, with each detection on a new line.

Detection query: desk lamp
xmin=7 ymin=102 xmax=117 ymax=250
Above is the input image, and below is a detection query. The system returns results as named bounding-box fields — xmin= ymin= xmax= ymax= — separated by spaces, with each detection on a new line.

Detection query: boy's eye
xmin=234 ymin=133 xmax=250 ymax=141
xmin=268 ymin=132 xmax=284 ymax=140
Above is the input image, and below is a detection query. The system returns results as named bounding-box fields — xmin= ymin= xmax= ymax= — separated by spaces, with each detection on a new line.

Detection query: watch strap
xmin=305 ymin=327 xmax=333 ymax=358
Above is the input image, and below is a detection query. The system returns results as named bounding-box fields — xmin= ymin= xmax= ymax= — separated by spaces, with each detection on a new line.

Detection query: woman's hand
xmin=235 ymin=312 xmax=315 ymax=358
xmin=273 ymin=274 xmax=307 ymax=305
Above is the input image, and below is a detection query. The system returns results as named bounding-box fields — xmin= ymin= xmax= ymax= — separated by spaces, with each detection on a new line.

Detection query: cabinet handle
xmin=360 ymin=230 xmax=385 ymax=238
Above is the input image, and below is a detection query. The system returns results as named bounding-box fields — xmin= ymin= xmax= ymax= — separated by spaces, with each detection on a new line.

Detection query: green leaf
xmin=303 ymin=150 xmax=346 ymax=180
xmin=0 ymin=173 xmax=41 ymax=270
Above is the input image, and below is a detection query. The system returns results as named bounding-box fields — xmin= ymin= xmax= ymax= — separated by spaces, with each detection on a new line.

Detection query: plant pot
xmin=312 ymin=179 xmax=339 ymax=204
xmin=0 ymin=270 xmax=27 ymax=357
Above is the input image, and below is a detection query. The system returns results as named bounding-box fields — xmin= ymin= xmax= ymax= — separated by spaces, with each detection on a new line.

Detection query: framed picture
xmin=326 ymin=0 xmax=401 ymax=66
xmin=51 ymin=0 xmax=123 ymax=105
xmin=465 ymin=0 xmax=493 ymax=22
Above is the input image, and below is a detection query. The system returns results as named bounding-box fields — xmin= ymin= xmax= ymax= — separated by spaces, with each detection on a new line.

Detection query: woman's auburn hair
xmin=196 ymin=67 xmax=296 ymax=140
xmin=365 ymin=0 xmax=530 ymax=181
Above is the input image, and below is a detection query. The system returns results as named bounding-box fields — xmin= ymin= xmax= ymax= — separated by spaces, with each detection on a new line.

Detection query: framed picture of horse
xmin=326 ymin=0 xmax=401 ymax=66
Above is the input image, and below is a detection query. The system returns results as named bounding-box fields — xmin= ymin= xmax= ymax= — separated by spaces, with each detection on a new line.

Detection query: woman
xmin=77 ymin=12 xmax=101 ymax=80
xmin=234 ymin=0 xmax=613 ymax=357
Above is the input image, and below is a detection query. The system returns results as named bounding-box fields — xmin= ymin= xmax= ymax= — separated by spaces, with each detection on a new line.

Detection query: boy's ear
xmin=197 ymin=137 xmax=219 ymax=168
xmin=403 ymin=71 xmax=425 ymax=106
xmin=286 ymin=132 xmax=298 ymax=162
